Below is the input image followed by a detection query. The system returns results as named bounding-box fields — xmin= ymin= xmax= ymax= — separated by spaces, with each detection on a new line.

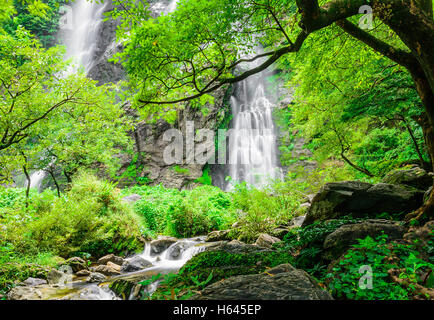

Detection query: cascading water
xmin=224 ymin=58 xmax=283 ymax=190
xmin=63 ymin=0 xmax=107 ymax=73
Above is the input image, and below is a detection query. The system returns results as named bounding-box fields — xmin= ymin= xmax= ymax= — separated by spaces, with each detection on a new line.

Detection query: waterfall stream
xmin=226 ymin=69 xmax=283 ymax=190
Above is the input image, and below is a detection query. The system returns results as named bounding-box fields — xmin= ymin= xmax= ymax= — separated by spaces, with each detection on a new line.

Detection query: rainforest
xmin=0 ymin=0 xmax=433 ymax=302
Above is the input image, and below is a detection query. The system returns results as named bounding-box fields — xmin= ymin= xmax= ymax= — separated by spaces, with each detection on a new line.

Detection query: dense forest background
xmin=0 ymin=0 xmax=433 ymax=301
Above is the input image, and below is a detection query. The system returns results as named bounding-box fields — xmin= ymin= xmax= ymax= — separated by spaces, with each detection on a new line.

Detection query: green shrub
xmin=123 ymin=185 xmax=237 ymax=238
xmin=326 ymin=234 xmax=434 ymax=300
xmin=1 ymin=173 xmax=144 ymax=258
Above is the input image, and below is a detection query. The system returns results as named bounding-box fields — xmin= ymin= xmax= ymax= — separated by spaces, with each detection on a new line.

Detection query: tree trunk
xmin=22 ymin=165 xmax=30 ymax=208
xmin=48 ymin=169 xmax=61 ymax=197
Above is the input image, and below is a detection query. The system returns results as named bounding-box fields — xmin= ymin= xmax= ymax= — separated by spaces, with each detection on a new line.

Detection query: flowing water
xmin=221 ymin=55 xmax=283 ymax=190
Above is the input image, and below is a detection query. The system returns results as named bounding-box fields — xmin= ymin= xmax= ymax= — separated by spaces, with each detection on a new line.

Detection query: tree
xmin=113 ymin=0 xmax=434 ymax=220
xmin=0 ymin=28 xmax=132 ymax=188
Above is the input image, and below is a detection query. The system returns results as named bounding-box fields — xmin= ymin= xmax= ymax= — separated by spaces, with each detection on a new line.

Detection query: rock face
xmin=121 ymin=256 xmax=152 ymax=273
xmin=303 ymin=181 xmax=424 ymax=227
xmin=255 ymin=234 xmax=281 ymax=248
xmin=382 ymin=166 xmax=432 ymax=191
xmin=192 ymin=264 xmax=332 ymax=300
xmin=323 ymin=219 xmax=407 ymax=260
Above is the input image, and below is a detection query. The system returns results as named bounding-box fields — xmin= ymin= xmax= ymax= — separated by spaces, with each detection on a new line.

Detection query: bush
xmin=123 ymin=185 xmax=237 ymax=238
xmin=231 ymin=182 xmax=299 ymax=242
xmin=326 ymin=234 xmax=434 ymax=300
xmin=1 ymin=173 xmax=144 ymax=259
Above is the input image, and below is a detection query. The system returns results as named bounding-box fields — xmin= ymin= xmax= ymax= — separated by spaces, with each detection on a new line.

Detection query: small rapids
xmin=9 ymin=237 xmax=206 ymax=300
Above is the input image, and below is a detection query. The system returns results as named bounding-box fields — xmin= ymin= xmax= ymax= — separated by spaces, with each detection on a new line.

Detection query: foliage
xmin=0 ymin=28 xmax=132 ymax=184
xmin=0 ymin=173 xmax=144 ymax=259
xmin=326 ymin=234 xmax=434 ymax=300
xmin=122 ymin=184 xmax=237 ymax=238
xmin=3 ymin=0 xmax=65 ymax=47
xmin=146 ymin=249 xmax=294 ymax=300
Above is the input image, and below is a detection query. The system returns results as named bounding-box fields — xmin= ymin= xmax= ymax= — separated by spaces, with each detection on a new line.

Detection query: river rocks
xmin=150 ymin=236 xmax=178 ymax=255
xmin=20 ymin=278 xmax=47 ymax=287
xmin=94 ymin=264 xmax=121 ymax=276
xmin=86 ymin=272 xmax=107 ymax=283
xmin=97 ymin=254 xmax=124 ymax=266
xmin=122 ymin=194 xmax=142 ymax=203
xmin=66 ymin=257 xmax=88 ymax=272
xmin=382 ymin=166 xmax=433 ymax=191
xmin=255 ymin=234 xmax=281 ymax=248
xmin=192 ymin=264 xmax=332 ymax=300
xmin=121 ymin=256 xmax=152 ymax=273
xmin=303 ymin=181 xmax=424 ymax=227
xmin=109 ymin=270 xmax=156 ymax=300
xmin=7 ymin=285 xmax=56 ymax=300
xmin=47 ymin=269 xmax=66 ymax=285
xmin=323 ymin=219 xmax=407 ymax=260
xmin=206 ymin=230 xmax=232 ymax=242
xmin=76 ymin=270 xmax=92 ymax=277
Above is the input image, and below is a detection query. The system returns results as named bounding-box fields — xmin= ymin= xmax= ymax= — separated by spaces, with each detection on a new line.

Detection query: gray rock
xmin=290 ymin=215 xmax=306 ymax=227
xmin=382 ymin=166 xmax=432 ymax=190
xmin=150 ymin=236 xmax=178 ymax=255
xmin=206 ymin=230 xmax=231 ymax=242
xmin=255 ymin=234 xmax=281 ymax=248
xmin=303 ymin=181 xmax=424 ymax=227
xmin=122 ymin=194 xmax=142 ymax=203
xmin=97 ymin=254 xmax=124 ymax=266
xmin=66 ymin=257 xmax=87 ymax=272
xmin=94 ymin=264 xmax=121 ymax=276
xmin=76 ymin=269 xmax=92 ymax=277
xmin=86 ymin=272 xmax=107 ymax=283
xmin=20 ymin=278 xmax=47 ymax=287
xmin=47 ymin=269 xmax=65 ymax=285
xmin=192 ymin=264 xmax=332 ymax=300
xmin=323 ymin=219 xmax=407 ymax=260
xmin=121 ymin=256 xmax=152 ymax=273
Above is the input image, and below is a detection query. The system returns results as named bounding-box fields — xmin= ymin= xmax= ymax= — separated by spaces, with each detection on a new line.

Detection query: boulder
xmin=76 ymin=270 xmax=92 ymax=277
xmin=121 ymin=256 xmax=152 ymax=273
xmin=107 ymin=261 xmax=121 ymax=272
xmin=122 ymin=194 xmax=142 ymax=203
xmin=255 ymin=234 xmax=281 ymax=248
xmin=205 ymin=230 xmax=231 ymax=242
xmin=97 ymin=254 xmax=124 ymax=266
xmin=303 ymin=181 xmax=424 ymax=227
xmin=94 ymin=264 xmax=121 ymax=276
xmin=382 ymin=166 xmax=432 ymax=190
xmin=20 ymin=278 xmax=47 ymax=287
xmin=86 ymin=272 xmax=107 ymax=283
xmin=66 ymin=257 xmax=87 ymax=272
xmin=192 ymin=264 xmax=332 ymax=300
xmin=47 ymin=269 xmax=66 ymax=285
xmin=150 ymin=236 xmax=178 ymax=255
xmin=323 ymin=219 xmax=407 ymax=260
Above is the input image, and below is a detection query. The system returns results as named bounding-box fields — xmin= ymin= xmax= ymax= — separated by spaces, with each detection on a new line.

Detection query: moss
xmin=0 ymin=263 xmax=51 ymax=295
xmin=178 ymin=250 xmax=294 ymax=284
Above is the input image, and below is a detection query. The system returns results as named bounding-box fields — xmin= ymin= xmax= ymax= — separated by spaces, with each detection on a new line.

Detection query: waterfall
xmin=224 ymin=57 xmax=283 ymax=190
xmin=63 ymin=0 xmax=107 ymax=73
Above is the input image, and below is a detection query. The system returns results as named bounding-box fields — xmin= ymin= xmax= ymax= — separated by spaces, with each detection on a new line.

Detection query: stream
xmin=9 ymin=237 xmax=206 ymax=300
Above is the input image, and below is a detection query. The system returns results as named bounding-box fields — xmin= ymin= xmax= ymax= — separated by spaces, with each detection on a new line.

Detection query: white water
xmin=225 ymin=56 xmax=283 ymax=190
xmin=29 ymin=170 xmax=46 ymax=191
xmin=63 ymin=0 xmax=107 ymax=73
